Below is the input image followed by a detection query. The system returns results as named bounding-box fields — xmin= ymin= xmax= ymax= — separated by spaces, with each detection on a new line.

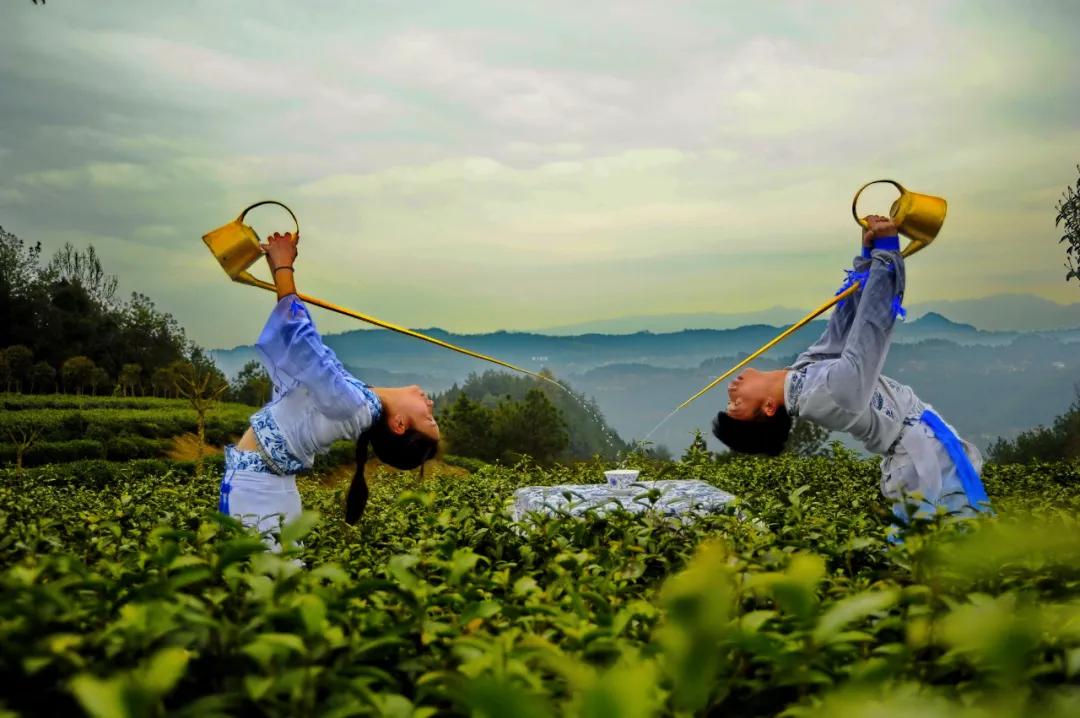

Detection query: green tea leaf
xmin=70 ymin=674 xmax=129 ymax=718
xmin=813 ymin=590 xmax=899 ymax=644
xmin=280 ymin=510 xmax=321 ymax=546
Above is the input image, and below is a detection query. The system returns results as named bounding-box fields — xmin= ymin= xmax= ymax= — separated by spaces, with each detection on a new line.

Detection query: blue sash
xmin=919 ymin=409 xmax=992 ymax=512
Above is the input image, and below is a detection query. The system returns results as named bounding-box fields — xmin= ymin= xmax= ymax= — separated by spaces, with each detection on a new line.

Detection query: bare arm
xmin=260 ymin=231 xmax=298 ymax=300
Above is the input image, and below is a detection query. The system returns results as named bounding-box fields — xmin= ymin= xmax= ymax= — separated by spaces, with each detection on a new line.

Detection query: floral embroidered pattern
xmin=511 ymin=480 xmax=737 ymax=522
xmin=250 ymin=406 xmax=306 ymax=474
xmin=787 ymin=368 xmax=807 ymax=417
xmin=220 ymin=444 xmax=278 ymax=514
xmin=224 ymin=444 xmax=276 ymax=473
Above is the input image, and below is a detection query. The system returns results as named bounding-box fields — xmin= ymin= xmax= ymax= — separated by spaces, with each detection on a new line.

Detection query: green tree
xmin=434 ymin=370 xmax=624 ymax=460
xmin=1058 ymin=164 xmax=1080 ymax=284
xmin=43 ymin=243 xmax=118 ymax=309
xmin=3 ymin=345 xmax=33 ymax=393
xmin=0 ymin=227 xmax=46 ymax=352
xmin=989 ymin=386 xmax=1080 ymax=463
xmin=90 ymin=367 xmax=112 ymax=396
xmin=785 ymin=419 xmax=831 ymax=457
xmin=28 ymin=361 xmax=55 ymax=394
xmin=0 ymin=353 xmax=9 ymax=393
xmin=0 ymin=228 xmax=189 ymax=385
xmin=441 ymin=393 xmax=497 ymax=461
xmin=230 ymin=359 xmax=272 ymax=406
xmin=172 ymin=353 xmax=229 ymax=475
xmin=151 ymin=366 xmax=177 ymax=398
xmin=491 ymin=389 xmax=569 ymax=466
xmin=118 ymin=363 xmax=143 ymax=397
xmin=61 ymin=356 xmax=95 ymax=396
xmin=117 ymin=292 xmax=188 ymax=378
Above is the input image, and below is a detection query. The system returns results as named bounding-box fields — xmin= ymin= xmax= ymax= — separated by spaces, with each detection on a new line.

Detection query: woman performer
xmin=220 ymin=231 xmax=439 ymax=545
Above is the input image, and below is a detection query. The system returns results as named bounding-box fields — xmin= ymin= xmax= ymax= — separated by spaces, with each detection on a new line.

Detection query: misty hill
xmin=535 ymin=293 xmax=1080 ymax=334
xmin=212 ymin=312 xmax=1080 ymax=458
xmin=579 ymin=333 xmax=1080 ymax=457
xmin=212 ymin=312 xmax=1076 ymax=382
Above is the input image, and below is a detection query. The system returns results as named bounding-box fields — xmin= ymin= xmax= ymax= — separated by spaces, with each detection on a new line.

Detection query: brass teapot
xmin=852 ymin=179 xmax=947 ymax=257
xmin=202 ymin=200 xmax=299 ymax=290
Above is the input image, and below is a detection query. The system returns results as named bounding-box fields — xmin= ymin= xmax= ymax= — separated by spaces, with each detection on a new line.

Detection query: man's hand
xmin=862 ymin=214 xmax=898 ymax=247
xmin=260 ymin=231 xmax=298 ymax=272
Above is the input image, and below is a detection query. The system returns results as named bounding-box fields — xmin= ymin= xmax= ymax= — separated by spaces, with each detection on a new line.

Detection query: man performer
xmin=712 ymin=215 xmax=992 ymax=526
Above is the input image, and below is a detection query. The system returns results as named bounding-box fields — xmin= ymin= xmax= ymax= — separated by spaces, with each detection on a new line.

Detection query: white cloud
xmin=1 ymin=0 xmax=1077 ymax=347
xmin=17 ymin=162 xmax=163 ymax=191
xmin=364 ymin=29 xmax=633 ymax=133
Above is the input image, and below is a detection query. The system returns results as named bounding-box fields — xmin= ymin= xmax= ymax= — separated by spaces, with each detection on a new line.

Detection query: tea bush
xmin=0 ymin=405 xmax=252 ymax=444
xmin=1 ymin=454 xmax=1079 ymax=717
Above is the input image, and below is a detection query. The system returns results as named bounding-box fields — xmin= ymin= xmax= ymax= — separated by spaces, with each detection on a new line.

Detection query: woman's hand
xmin=260 ymin=232 xmax=298 ymax=300
xmin=260 ymin=231 xmax=298 ymax=272
xmin=862 ymin=214 xmax=898 ymax=247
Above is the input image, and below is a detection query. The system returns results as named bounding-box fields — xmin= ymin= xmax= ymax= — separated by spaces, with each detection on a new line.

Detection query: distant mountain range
xmin=536 ymin=294 xmax=1080 ymax=334
xmin=212 ymin=291 xmax=1080 ymax=453
xmin=212 ymin=297 xmax=1080 ymax=458
xmin=212 ymin=309 xmax=1080 ymax=383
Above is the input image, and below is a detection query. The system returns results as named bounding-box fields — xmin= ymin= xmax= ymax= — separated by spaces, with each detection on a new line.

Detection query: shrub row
xmin=0 ymin=438 xmax=198 ymax=467
xmin=0 ymin=394 xmax=213 ymax=412
xmin=1 ymin=455 xmax=1079 ymax=716
xmin=0 ymin=407 xmax=250 ymax=442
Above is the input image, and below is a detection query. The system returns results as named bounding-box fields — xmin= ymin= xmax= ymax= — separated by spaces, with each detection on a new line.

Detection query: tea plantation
xmin=2 ymin=437 xmax=1079 ymax=716
xmin=0 ymin=395 xmax=254 ymax=467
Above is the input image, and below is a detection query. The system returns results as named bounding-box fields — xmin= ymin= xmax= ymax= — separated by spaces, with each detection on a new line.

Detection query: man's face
xmin=725 ymin=368 xmax=770 ymax=421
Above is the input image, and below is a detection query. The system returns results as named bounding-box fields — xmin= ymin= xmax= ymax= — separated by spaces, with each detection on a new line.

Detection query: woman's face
xmin=725 ymin=368 xmax=770 ymax=421
xmin=399 ymin=385 xmax=440 ymax=441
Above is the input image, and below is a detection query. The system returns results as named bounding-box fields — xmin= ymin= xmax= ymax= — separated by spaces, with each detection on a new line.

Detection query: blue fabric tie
xmin=891 ymin=295 xmax=907 ymax=321
xmin=219 ymin=474 xmax=232 ymax=514
xmin=919 ymin=409 xmax=992 ymax=512
xmin=835 ymin=268 xmax=869 ymax=308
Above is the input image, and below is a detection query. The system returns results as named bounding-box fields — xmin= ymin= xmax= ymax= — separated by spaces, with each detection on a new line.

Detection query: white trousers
xmin=220 ymin=445 xmax=302 ymax=551
xmin=225 ymin=470 xmax=302 ymax=535
xmin=880 ymin=416 xmax=985 ymax=519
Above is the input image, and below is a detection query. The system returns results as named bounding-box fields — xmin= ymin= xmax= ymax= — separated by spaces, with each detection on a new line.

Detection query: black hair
xmin=345 ymin=419 xmax=439 ymax=524
xmin=711 ymin=406 xmax=792 ymax=457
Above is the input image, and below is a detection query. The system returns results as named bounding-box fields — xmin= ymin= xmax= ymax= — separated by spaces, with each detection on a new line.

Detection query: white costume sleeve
xmin=254 ymin=295 xmax=376 ymax=421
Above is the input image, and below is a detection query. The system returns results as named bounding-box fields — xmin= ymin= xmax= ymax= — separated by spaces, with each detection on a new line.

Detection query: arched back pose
xmin=221 ymin=231 xmax=439 ymax=544
xmin=713 ymin=216 xmax=992 ymax=524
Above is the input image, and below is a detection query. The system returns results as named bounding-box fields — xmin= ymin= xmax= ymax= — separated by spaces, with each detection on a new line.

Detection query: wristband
xmin=273 ymin=266 xmax=295 ymax=273
xmin=872 ymin=235 xmax=900 ymax=252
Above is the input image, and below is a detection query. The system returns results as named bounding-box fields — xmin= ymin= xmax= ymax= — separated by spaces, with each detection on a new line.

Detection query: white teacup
xmin=604 ymin=469 xmax=640 ymax=488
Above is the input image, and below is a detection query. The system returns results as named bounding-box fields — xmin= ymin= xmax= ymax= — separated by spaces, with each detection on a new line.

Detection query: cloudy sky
xmin=2 ymin=1 xmax=1078 ymax=348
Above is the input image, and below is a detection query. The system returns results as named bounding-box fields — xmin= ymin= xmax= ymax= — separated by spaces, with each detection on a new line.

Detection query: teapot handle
xmin=237 ymin=200 xmax=301 ymax=243
xmin=852 ymin=179 xmax=905 ymax=228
